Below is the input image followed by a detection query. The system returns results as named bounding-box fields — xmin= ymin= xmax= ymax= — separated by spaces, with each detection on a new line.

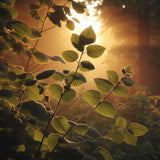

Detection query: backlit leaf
xmin=66 ymin=19 xmax=75 ymax=31
xmin=79 ymin=26 xmax=96 ymax=45
xmin=107 ymin=71 xmax=119 ymax=83
xmin=34 ymin=129 xmax=43 ymax=142
xmin=16 ymin=144 xmax=25 ymax=152
xmin=49 ymin=84 xmax=63 ymax=100
xmin=62 ymin=50 xmax=78 ymax=62
xmin=87 ymin=45 xmax=105 ymax=58
xmin=72 ymin=123 xmax=88 ymax=136
xmin=125 ymin=65 xmax=132 ymax=73
xmin=95 ymin=101 xmax=115 ymax=118
xmin=33 ymin=51 xmax=50 ymax=63
xmin=116 ymin=117 xmax=127 ymax=129
xmin=83 ymin=90 xmax=101 ymax=106
xmin=79 ymin=61 xmax=95 ymax=72
xmin=66 ymin=72 xmax=86 ymax=86
xmin=9 ymin=21 xmax=31 ymax=36
xmin=36 ymin=70 xmax=55 ymax=80
xmin=94 ymin=78 xmax=113 ymax=93
xmin=47 ymin=134 xmax=62 ymax=151
xmin=113 ymin=86 xmax=128 ymax=96
xmin=129 ymin=123 xmax=149 ymax=136
xmin=121 ymin=77 xmax=136 ymax=87
xmin=98 ymin=148 xmax=113 ymax=160
xmin=52 ymin=71 xmax=65 ymax=81
xmin=51 ymin=116 xmax=70 ymax=134
xmin=112 ymin=131 xmax=124 ymax=144
xmin=62 ymin=89 xmax=76 ymax=103
xmin=8 ymin=9 xmax=18 ymax=19
xmin=123 ymin=130 xmax=137 ymax=146
xmin=21 ymin=101 xmax=49 ymax=121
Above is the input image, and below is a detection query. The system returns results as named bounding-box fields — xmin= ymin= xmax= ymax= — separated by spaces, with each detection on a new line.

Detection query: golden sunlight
xmin=67 ymin=0 xmax=103 ymax=43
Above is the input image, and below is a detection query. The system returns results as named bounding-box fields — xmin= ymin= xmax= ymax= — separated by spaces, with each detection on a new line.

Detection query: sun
xmin=67 ymin=0 xmax=103 ymax=43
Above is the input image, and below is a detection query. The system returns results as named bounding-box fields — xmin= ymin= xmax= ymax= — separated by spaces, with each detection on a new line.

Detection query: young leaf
xmin=98 ymin=148 xmax=113 ymax=160
xmin=94 ymin=78 xmax=113 ymax=93
xmin=113 ymin=86 xmax=128 ymax=96
xmin=106 ymin=71 xmax=119 ymax=83
xmin=51 ymin=116 xmax=70 ymax=134
xmin=8 ymin=21 xmax=31 ymax=36
xmin=123 ymin=130 xmax=137 ymax=146
xmin=52 ymin=71 xmax=65 ymax=81
xmin=29 ymin=28 xmax=41 ymax=39
xmin=95 ymin=101 xmax=115 ymax=118
xmin=66 ymin=20 xmax=75 ymax=31
xmin=50 ymin=56 xmax=65 ymax=64
xmin=47 ymin=134 xmax=62 ymax=151
xmin=71 ymin=33 xmax=84 ymax=52
xmin=83 ymin=90 xmax=101 ymax=106
xmin=121 ymin=77 xmax=136 ymax=87
xmin=129 ymin=123 xmax=149 ymax=136
xmin=49 ymin=84 xmax=63 ymax=100
xmin=71 ymin=123 xmax=88 ymax=136
xmin=87 ymin=45 xmax=106 ymax=58
xmin=21 ymin=101 xmax=49 ymax=121
xmin=79 ymin=26 xmax=96 ymax=45
xmin=33 ymin=51 xmax=50 ymax=63
xmin=79 ymin=61 xmax=95 ymax=72
xmin=111 ymin=131 xmax=124 ymax=144
xmin=66 ymin=72 xmax=86 ymax=86
xmin=36 ymin=70 xmax=55 ymax=80
xmin=62 ymin=50 xmax=78 ymax=62
xmin=61 ymin=89 xmax=76 ymax=103
xmin=116 ymin=117 xmax=127 ymax=129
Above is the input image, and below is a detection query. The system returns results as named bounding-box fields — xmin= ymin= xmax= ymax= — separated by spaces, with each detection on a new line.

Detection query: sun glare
xmin=67 ymin=0 xmax=103 ymax=42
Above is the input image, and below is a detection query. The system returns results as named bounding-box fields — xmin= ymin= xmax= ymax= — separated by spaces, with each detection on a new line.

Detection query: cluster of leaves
xmin=0 ymin=0 xmax=149 ymax=160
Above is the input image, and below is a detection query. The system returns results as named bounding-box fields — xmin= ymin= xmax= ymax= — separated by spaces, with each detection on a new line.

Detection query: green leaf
xmin=106 ymin=71 xmax=119 ymax=83
xmin=72 ymin=1 xmax=86 ymax=13
xmin=71 ymin=33 xmax=84 ymax=52
xmin=62 ymin=50 xmax=78 ymax=62
xmin=129 ymin=123 xmax=149 ymax=136
xmin=83 ymin=90 xmax=101 ymax=106
xmin=94 ymin=78 xmax=113 ymax=93
xmin=79 ymin=61 xmax=95 ymax=72
xmin=113 ymin=86 xmax=128 ymax=96
xmin=95 ymin=101 xmax=115 ymax=118
xmin=0 ymin=8 xmax=12 ymax=19
xmin=123 ymin=130 xmax=137 ymax=146
xmin=0 ymin=89 xmax=12 ymax=98
xmin=49 ymin=84 xmax=63 ymax=100
xmin=21 ymin=101 xmax=49 ymax=121
xmin=52 ymin=71 xmax=65 ymax=81
xmin=66 ymin=20 xmax=75 ymax=31
xmin=36 ymin=70 xmax=55 ymax=80
xmin=66 ymin=72 xmax=86 ymax=86
xmin=121 ymin=77 xmax=136 ymax=87
xmin=16 ymin=144 xmax=25 ymax=152
xmin=111 ymin=131 xmax=124 ymax=144
xmin=79 ymin=26 xmax=96 ymax=45
xmin=98 ymin=148 xmax=113 ymax=160
xmin=23 ymin=79 xmax=37 ymax=86
xmin=72 ymin=123 xmax=88 ymax=136
xmin=23 ymin=85 xmax=43 ymax=102
xmin=87 ymin=45 xmax=106 ymax=58
xmin=0 ymin=99 xmax=12 ymax=110
xmin=51 ymin=116 xmax=70 ymax=134
xmin=125 ymin=65 xmax=132 ymax=73
xmin=50 ymin=56 xmax=65 ymax=64
xmin=47 ymin=134 xmax=62 ymax=151
xmin=29 ymin=28 xmax=41 ymax=39
xmin=9 ymin=21 xmax=31 ymax=36
xmin=33 ymin=51 xmax=50 ymax=63
xmin=116 ymin=117 xmax=127 ymax=129
xmin=8 ymin=9 xmax=18 ymax=19
xmin=62 ymin=89 xmax=76 ymax=103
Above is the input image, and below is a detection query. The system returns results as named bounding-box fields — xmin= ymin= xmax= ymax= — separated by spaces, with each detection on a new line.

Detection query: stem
xmin=42 ymin=25 xmax=56 ymax=33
